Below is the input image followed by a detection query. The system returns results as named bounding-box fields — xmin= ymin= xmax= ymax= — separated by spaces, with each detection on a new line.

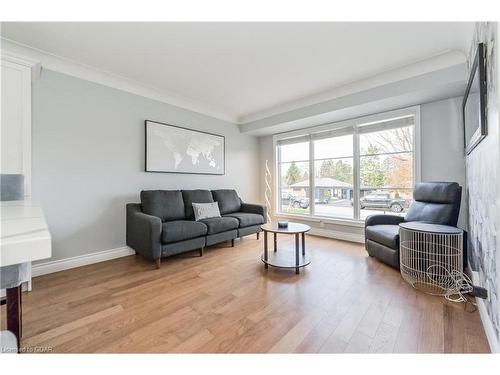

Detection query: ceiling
xmin=1 ymin=22 xmax=474 ymax=123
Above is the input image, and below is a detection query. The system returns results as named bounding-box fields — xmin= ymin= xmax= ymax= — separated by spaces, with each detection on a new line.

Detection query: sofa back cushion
xmin=182 ymin=190 xmax=214 ymax=219
xmin=140 ymin=190 xmax=185 ymax=222
xmin=211 ymin=189 xmax=241 ymax=214
xmin=405 ymin=182 xmax=462 ymax=226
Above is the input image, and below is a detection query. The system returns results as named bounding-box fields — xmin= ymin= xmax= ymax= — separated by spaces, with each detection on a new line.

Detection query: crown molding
xmin=0 ymin=49 xmax=42 ymax=81
xmin=0 ymin=38 xmax=239 ymax=124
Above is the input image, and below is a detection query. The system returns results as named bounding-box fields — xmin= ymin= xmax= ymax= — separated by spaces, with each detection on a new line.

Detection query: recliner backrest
xmin=140 ymin=190 xmax=185 ymax=222
xmin=405 ymin=182 xmax=462 ymax=226
xmin=211 ymin=189 xmax=241 ymax=214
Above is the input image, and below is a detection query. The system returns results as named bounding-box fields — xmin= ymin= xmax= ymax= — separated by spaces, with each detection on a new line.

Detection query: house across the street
xmin=290 ymin=177 xmax=353 ymax=201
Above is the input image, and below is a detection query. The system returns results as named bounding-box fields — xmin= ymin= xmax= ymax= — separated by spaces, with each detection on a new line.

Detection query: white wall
xmin=420 ymin=97 xmax=467 ymax=229
xmin=258 ymin=97 xmax=467 ymax=239
xmin=32 ymin=69 xmax=260 ymax=262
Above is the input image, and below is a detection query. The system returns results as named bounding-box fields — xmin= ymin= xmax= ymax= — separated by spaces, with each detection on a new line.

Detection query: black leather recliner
xmin=364 ymin=182 xmax=462 ymax=269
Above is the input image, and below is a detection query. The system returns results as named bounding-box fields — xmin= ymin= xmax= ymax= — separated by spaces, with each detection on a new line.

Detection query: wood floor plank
xmin=464 ymin=303 xmax=491 ymax=353
xmin=418 ymin=295 xmax=445 ymax=353
xmin=393 ymin=301 xmax=422 ymax=353
xmin=24 ymin=304 xmax=124 ymax=346
xmin=2 ymin=235 xmax=490 ymax=353
xmin=344 ymin=331 xmax=373 ymax=353
xmin=171 ymin=329 xmax=215 ymax=353
xmin=444 ymin=303 xmax=466 ymax=353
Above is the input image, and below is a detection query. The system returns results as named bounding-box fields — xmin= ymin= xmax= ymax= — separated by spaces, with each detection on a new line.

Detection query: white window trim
xmin=272 ymin=105 xmax=421 ymax=225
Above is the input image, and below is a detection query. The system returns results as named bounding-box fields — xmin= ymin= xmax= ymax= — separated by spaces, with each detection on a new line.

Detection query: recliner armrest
xmin=126 ymin=203 xmax=162 ymax=261
xmin=240 ymin=203 xmax=267 ymax=222
xmin=365 ymin=214 xmax=405 ymax=228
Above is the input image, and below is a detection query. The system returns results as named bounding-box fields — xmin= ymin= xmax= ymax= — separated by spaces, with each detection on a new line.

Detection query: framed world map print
xmin=145 ymin=120 xmax=225 ymax=175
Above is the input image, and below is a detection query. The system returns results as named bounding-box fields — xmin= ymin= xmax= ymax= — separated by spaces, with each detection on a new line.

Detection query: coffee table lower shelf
xmin=261 ymin=248 xmax=311 ymax=272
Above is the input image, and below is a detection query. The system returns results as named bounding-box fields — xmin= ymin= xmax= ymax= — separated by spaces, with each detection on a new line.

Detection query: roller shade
xmin=276 ymin=115 xmax=414 ymax=143
xmin=357 ymin=116 xmax=414 ymax=134
xmin=311 ymin=125 xmax=354 ymax=141
xmin=276 ymin=135 xmax=311 ymax=146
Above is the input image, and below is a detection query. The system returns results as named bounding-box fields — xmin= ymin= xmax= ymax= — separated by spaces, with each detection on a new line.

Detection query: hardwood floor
xmin=1 ymin=235 xmax=490 ymax=353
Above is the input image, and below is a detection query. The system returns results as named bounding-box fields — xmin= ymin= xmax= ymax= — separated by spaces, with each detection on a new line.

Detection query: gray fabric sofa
xmin=364 ymin=182 xmax=462 ymax=269
xmin=126 ymin=189 xmax=266 ymax=268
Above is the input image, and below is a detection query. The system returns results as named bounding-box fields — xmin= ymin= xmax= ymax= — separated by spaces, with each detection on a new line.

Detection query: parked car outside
xmin=289 ymin=197 xmax=330 ymax=209
xmin=282 ymin=192 xmax=330 ymax=210
xmin=359 ymin=192 xmax=408 ymax=213
xmin=290 ymin=196 xmax=309 ymax=209
xmin=281 ymin=191 xmax=308 ymax=209
xmin=350 ymin=192 xmax=409 ymax=213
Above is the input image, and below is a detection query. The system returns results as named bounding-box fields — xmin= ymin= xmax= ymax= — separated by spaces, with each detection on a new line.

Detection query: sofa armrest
xmin=240 ymin=203 xmax=268 ymax=223
xmin=365 ymin=214 xmax=405 ymax=227
xmin=126 ymin=203 xmax=162 ymax=261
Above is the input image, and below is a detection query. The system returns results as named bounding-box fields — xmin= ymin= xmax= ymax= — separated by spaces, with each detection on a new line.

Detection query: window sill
xmin=274 ymin=212 xmax=365 ymax=228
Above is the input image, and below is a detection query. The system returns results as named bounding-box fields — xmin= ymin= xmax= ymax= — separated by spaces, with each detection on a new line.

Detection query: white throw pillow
xmin=192 ymin=202 xmax=221 ymax=221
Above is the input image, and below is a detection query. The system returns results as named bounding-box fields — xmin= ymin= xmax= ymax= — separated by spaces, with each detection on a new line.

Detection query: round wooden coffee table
xmin=260 ymin=222 xmax=311 ymax=274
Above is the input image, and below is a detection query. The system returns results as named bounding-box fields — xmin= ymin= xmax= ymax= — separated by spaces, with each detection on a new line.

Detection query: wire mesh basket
xmin=399 ymin=223 xmax=463 ymax=296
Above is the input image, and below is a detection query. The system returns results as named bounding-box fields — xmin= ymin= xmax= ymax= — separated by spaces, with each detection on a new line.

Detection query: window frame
xmin=273 ymin=106 xmax=421 ymax=225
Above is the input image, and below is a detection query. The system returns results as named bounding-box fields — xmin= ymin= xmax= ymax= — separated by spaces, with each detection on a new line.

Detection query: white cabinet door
xmin=1 ymin=56 xmax=36 ymax=292
xmin=1 ymin=59 xmax=32 ymax=197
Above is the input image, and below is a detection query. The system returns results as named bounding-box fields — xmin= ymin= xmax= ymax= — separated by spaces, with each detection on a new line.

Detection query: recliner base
xmin=365 ymin=239 xmax=399 ymax=269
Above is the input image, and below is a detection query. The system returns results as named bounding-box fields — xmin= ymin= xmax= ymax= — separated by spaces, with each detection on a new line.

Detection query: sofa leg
xmin=256 ymin=232 xmax=260 ymax=240
xmin=231 ymin=239 xmax=235 ymax=247
xmin=199 ymin=247 xmax=204 ymax=257
xmin=155 ymin=258 xmax=161 ymax=269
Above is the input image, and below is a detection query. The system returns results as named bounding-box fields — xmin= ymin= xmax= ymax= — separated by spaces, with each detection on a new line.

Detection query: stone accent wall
xmin=466 ymin=22 xmax=499 ymax=342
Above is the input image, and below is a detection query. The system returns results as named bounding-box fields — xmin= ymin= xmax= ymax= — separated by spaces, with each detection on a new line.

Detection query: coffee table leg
xmin=295 ymin=233 xmax=300 ymax=274
xmin=264 ymin=231 xmax=268 ymax=269
xmin=302 ymin=232 xmax=305 ymax=256
xmin=273 ymin=232 xmax=277 ymax=252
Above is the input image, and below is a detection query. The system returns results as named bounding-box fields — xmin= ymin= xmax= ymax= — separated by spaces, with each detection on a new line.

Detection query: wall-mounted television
xmin=463 ymin=42 xmax=487 ymax=155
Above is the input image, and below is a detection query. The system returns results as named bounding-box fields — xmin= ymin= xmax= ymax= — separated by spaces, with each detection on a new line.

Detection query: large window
xmin=276 ymin=109 xmax=418 ymax=222
xmin=313 ymin=134 xmax=354 ymax=219
xmin=277 ymin=140 xmax=310 ymax=215
xmin=359 ymin=126 xmax=414 ymax=219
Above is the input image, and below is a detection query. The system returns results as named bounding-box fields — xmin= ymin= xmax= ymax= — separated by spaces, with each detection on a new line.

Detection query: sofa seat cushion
xmin=365 ymin=225 xmax=400 ymax=249
xmin=162 ymin=220 xmax=208 ymax=244
xmin=223 ymin=212 xmax=264 ymax=228
xmin=200 ymin=216 xmax=239 ymax=234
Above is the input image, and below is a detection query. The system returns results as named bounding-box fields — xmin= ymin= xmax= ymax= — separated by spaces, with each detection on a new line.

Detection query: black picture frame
xmin=145 ymin=120 xmax=225 ymax=175
xmin=463 ymin=42 xmax=487 ymax=155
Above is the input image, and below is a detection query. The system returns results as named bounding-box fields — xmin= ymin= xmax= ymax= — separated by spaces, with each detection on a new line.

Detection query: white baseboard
xmin=469 ymin=267 xmax=500 ymax=353
xmin=31 ymin=246 xmax=135 ymax=277
xmin=308 ymin=227 xmax=364 ymax=243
